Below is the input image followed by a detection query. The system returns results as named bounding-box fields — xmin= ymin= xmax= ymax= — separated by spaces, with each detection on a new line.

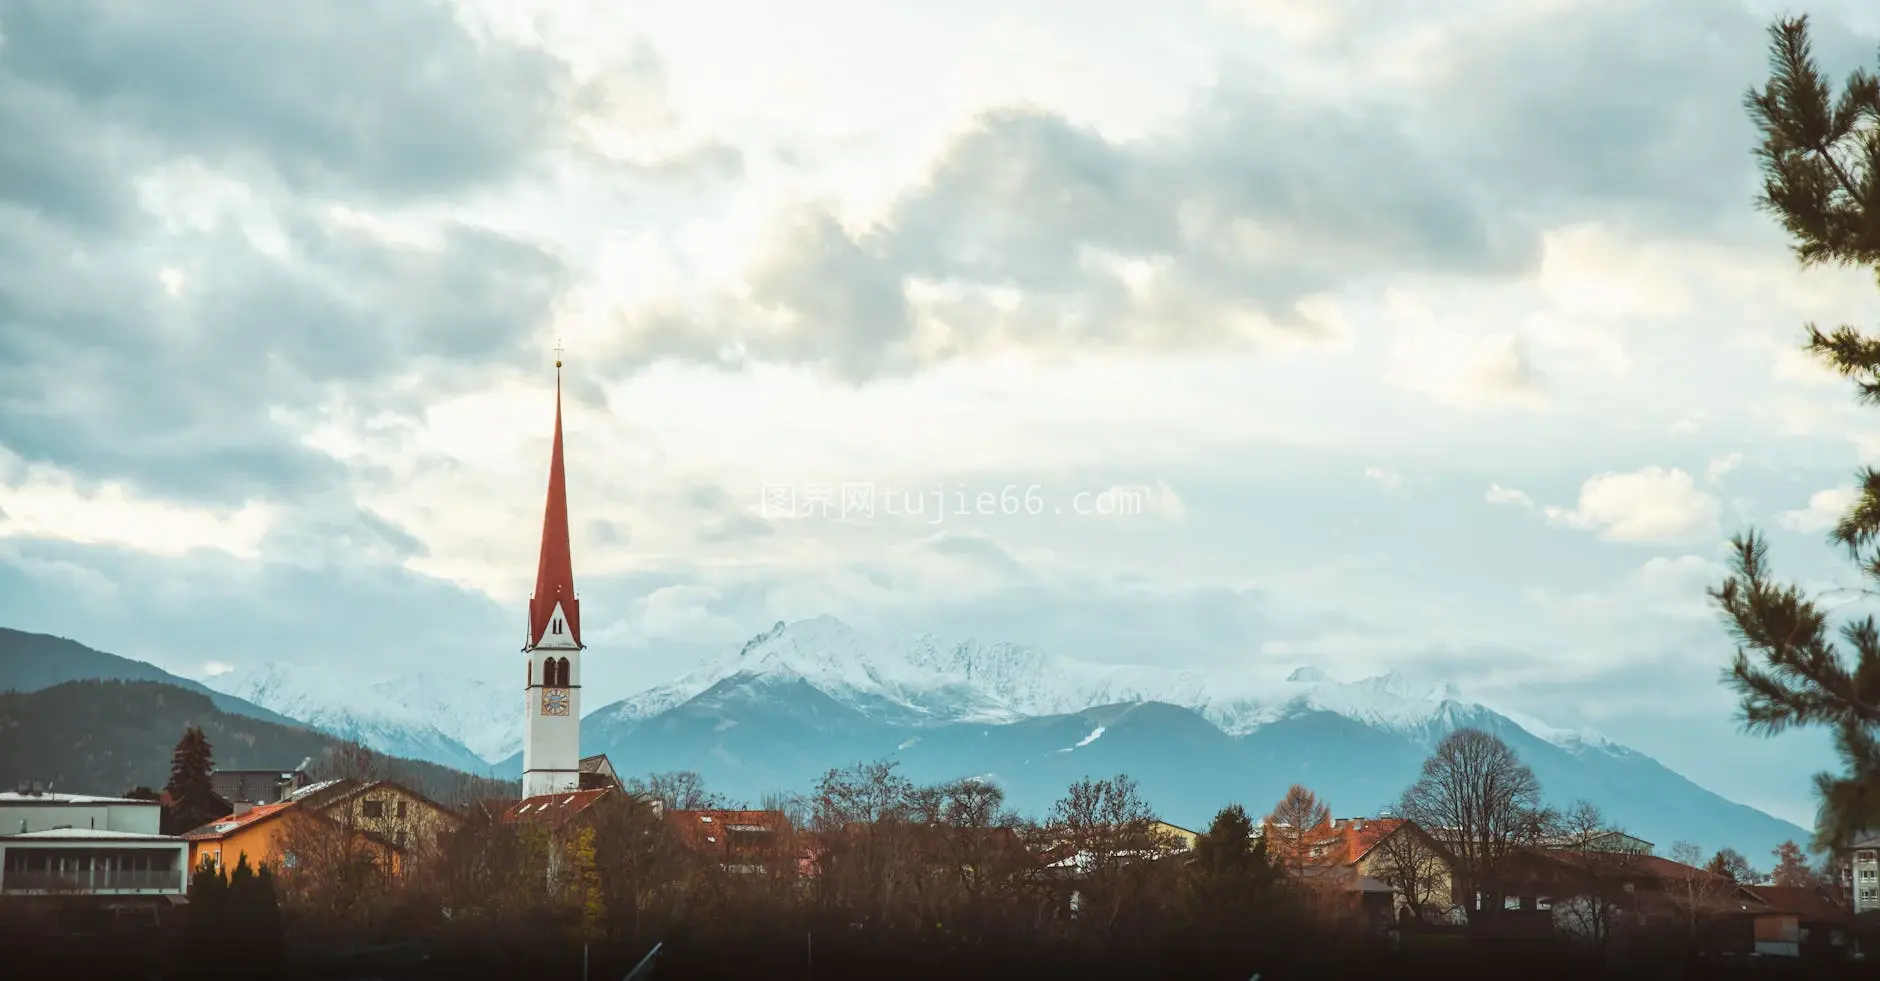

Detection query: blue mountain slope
xmin=0 ymin=627 xmax=306 ymax=730
xmin=561 ymin=679 xmax=1808 ymax=858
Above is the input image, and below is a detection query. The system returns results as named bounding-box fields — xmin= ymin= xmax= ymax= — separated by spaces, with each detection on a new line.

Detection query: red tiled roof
xmin=663 ymin=809 xmax=792 ymax=851
xmin=180 ymin=801 xmax=297 ymax=840
xmin=526 ymin=371 xmax=580 ymax=649
xmin=501 ymin=789 xmax=612 ymax=824
xmin=1742 ymin=885 xmax=1850 ymax=922
xmin=1533 ymin=848 xmax=1741 ymax=894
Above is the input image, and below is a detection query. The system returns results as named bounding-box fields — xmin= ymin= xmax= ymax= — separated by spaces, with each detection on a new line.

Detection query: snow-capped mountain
xmin=201 ymin=663 xmax=519 ymax=774
xmin=542 ymin=617 xmax=1801 ymax=858
xmin=596 ymin=616 xmax=1601 ymax=753
xmin=174 ymin=616 xmax=1803 ymax=857
xmin=196 ymin=616 xmax=1619 ymax=772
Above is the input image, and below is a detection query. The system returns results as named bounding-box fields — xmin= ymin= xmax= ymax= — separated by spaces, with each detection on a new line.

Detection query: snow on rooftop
xmin=288 ymin=779 xmax=344 ymax=800
xmin=6 ymin=827 xmax=180 ymax=840
xmin=0 ymin=792 xmax=156 ymax=805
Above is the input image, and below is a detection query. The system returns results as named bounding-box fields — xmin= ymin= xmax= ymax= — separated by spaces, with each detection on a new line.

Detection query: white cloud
xmin=1087 ymin=482 xmax=1188 ymax=522
xmin=1386 ymin=291 xmax=1548 ymax=410
xmin=1541 ymin=467 xmax=1720 ymax=545
xmin=202 ymin=661 xmax=235 ymax=677
xmin=1364 ymin=467 xmax=1404 ymax=493
xmin=0 ymin=456 xmax=276 ymax=559
xmin=629 ymin=585 xmax=750 ymax=644
xmin=1705 ymin=452 xmax=1742 ymax=483
xmin=1486 ymin=484 xmax=1536 ymax=509
xmin=1522 ymin=554 xmax=1731 ymax=671
xmin=1776 ymin=486 xmax=1857 ymax=535
xmin=1771 ymin=344 xmax=1843 ymax=389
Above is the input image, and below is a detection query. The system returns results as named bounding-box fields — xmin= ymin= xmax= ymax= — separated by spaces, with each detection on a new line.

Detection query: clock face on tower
xmin=541 ymin=687 xmax=571 ymax=716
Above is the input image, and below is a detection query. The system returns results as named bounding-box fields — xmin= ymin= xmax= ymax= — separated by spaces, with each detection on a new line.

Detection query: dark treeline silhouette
xmin=5 ymin=726 xmax=1868 ymax=981
xmin=75 ymin=733 xmax=1849 ymax=979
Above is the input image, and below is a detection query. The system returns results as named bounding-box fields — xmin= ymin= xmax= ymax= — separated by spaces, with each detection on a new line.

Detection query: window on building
xmin=282 ymin=852 xmax=297 ymax=869
xmin=362 ymin=799 xmax=383 ymax=818
xmin=1859 ymin=850 xmax=1876 ymax=863
xmin=553 ymin=618 xmax=562 ymax=635
xmin=397 ymin=800 xmax=408 ymax=819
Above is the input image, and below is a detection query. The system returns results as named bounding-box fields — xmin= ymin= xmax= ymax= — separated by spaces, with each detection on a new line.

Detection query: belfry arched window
xmin=556 ymin=657 xmax=572 ymax=687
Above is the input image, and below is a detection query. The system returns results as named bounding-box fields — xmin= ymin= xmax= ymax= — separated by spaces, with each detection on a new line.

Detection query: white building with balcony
xmin=0 ymin=790 xmax=189 ymax=906
xmin=1844 ymin=832 xmax=1880 ymax=914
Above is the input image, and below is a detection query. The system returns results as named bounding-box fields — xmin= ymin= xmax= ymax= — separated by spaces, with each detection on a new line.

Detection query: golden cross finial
xmin=554 ymin=339 xmax=564 ymax=369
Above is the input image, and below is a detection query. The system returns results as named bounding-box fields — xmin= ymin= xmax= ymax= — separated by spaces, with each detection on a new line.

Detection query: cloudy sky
xmin=4 ymin=0 xmax=1880 ymax=826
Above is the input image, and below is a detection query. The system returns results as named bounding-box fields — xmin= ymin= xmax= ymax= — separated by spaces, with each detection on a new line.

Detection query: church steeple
xmin=521 ymin=352 xmax=585 ymax=799
xmin=525 ymin=357 xmax=581 ymax=651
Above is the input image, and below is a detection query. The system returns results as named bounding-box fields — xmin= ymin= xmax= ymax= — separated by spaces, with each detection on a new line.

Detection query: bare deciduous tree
xmin=1545 ymin=801 xmax=1646 ymax=949
xmin=1367 ymin=822 xmax=1456 ymax=924
xmin=311 ymin=741 xmax=385 ymax=784
xmin=272 ymin=809 xmax=395 ymax=937
xmin=1665 ymin=841 xmax=1739 ymax=938
xmin=1770 ymin=840 xmax=1822 ymax=888
xmin=627 ymin=770 xmax=731 ymax=811
xmin=1394 ymin=728 xmax=1549 ymax=926
xmin=1045 ymin=774 xmax=1179 ymax=939
xmin=1705 ymin=847 xmax=1763 ymax=885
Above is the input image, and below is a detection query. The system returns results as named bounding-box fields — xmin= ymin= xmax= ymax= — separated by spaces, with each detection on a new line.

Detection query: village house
xmin=1498 ymin=845 xmax=1858 ymax=959
xmin=1840 ymin=831 xmax=1879 ymax=914
xmin=1736 ymin=884 xmax=1853 ymax=958
xmin=0 ymin=789 xmax=190 ymax=919
xmin=1297 ymin=816 xmax=1459 ymax=927
xmin=664 ymin=809 xmax=797 ymax=876
xmin=1149 ymin=820 xmax=1197 ymax=852
xmin=181 ymin=799 xmax=401 ymax=877
xmin=209 ymin=760 xmax=315 ymax=811
xmin=578 ymin=754 xmax=625 ymax=793
xmin=493 ymin=785 xmax=670 ymax=897
xmin=286 ymin=778 xmax=462 ymax=858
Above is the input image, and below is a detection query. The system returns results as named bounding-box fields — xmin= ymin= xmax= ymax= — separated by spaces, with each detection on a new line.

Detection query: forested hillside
xmin=0 ymin=679 xmax=514 ymax=804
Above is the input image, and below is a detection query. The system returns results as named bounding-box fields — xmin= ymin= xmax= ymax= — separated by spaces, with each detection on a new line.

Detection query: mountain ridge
xmin=2 ymin=620 xmax=1810 ymax=858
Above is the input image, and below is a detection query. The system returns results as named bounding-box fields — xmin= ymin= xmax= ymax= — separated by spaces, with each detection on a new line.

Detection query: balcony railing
xmin=0 ymin=869 xmax=184 ymax=893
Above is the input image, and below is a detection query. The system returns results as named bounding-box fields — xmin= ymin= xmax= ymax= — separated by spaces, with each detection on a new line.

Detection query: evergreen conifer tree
xmin=226 ymin=854 xmax=259 ymax=963
xmin=1177 ymin=805 xmax=1287 ymax=974
xmin=252 ymin=863 xmax=285 ymax=977
xmin=164 ymin=727 xmax=224 ymax=835
xmin=1181 ymin=805 xmax=1280 ymax=926
xmin=184 ymin=858 xmax=228 ymax=980
xmin=1713 ymin=14 xmax=1880 ymax=853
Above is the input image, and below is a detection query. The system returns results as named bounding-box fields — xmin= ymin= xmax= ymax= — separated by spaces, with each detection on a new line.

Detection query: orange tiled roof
xmin=180 ymin=801 xmax=297 ymax=840
xmin=1300 ymin=817 xmax=1406 ymax=865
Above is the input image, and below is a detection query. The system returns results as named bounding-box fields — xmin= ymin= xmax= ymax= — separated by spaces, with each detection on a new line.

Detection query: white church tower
xmin=521 ymin=357 xmax=585 ymax=798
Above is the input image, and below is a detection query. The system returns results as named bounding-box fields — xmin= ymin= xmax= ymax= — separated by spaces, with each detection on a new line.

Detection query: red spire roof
xmin=526 ymin=369 xmax=580 ymax=649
